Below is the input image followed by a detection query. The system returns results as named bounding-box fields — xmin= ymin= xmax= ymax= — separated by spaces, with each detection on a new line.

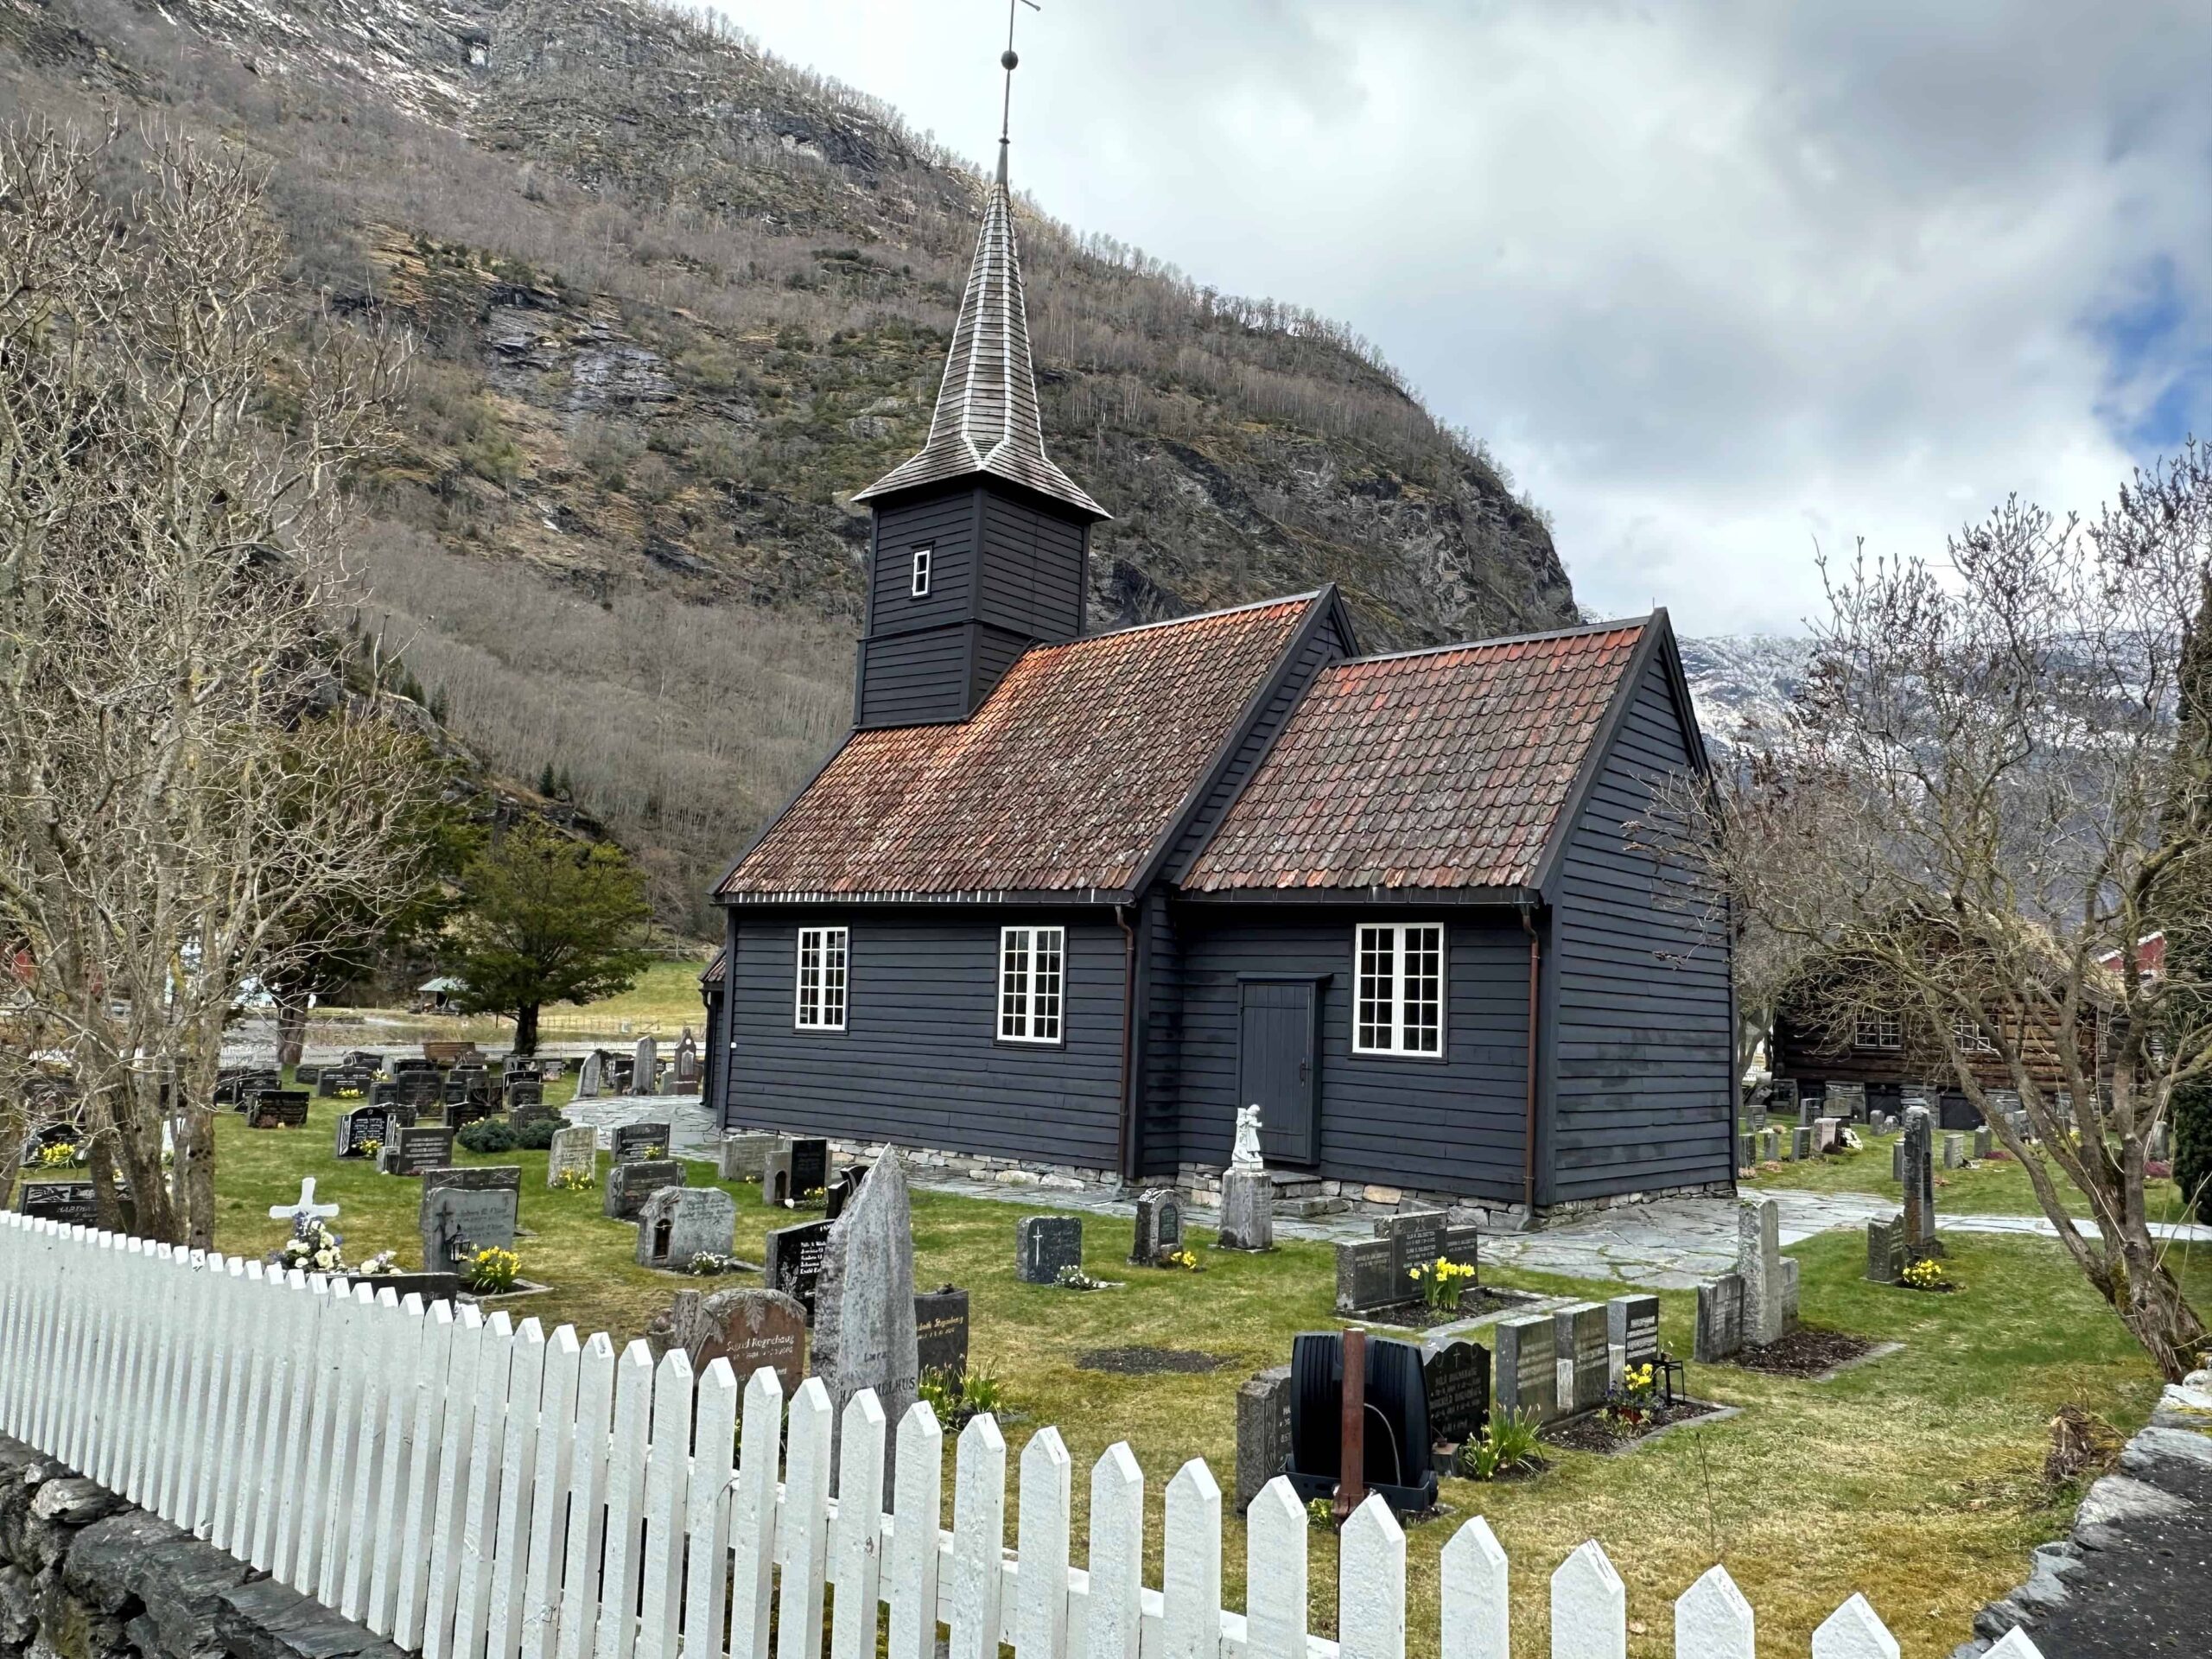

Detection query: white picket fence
xmin=0 ymin=1214 xmax=2045 ymax=1659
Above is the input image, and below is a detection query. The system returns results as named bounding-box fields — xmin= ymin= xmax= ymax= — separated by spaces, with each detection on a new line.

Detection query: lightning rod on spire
xmin=999 ymin=0 xmax=1039 ymax=183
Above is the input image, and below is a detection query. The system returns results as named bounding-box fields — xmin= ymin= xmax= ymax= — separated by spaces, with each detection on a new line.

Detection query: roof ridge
xmin=1071 ymin=588 xmax=1325 ymax=644
xmin=1338 ymin=613 xmax=1652 ymax=668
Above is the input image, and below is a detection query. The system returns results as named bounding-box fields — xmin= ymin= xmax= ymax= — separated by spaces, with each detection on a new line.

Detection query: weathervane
xmin=998 ymin=0 xmax=1039 ymax=181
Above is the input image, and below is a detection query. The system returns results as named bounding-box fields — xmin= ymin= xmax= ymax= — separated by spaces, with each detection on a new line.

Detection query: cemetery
xmin=2 ymin=1061 xmax=2197 ymax=1656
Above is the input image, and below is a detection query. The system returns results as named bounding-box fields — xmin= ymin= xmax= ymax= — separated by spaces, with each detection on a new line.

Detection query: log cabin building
xmin=703 ymin=131 xmax=1734 ymax=1224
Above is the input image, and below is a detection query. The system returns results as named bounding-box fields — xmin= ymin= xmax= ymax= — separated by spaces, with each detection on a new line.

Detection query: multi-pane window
xmin=1353 ymin=923 xmax=1445 ymax=1056
xmin=794 ymin=927 xmax=849 ymax=1031
xmin=1853 ymin=1011 xmax=1902 ymax=1051
xmin=1952 ymin=1016 xmax=1996 ymax=1054
xmin=998 ymin=925 xmax=1065 ymax=1044
xmin=911 ymin=544 xmax=932 ymax=598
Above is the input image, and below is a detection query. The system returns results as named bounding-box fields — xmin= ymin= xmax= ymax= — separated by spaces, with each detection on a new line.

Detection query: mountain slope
xmin=0 ymin=0 xmax=1579 ymax=927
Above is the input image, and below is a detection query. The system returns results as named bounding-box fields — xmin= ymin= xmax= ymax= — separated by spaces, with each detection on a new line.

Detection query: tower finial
xmin=999 ymin=0 xmax=1039 ymax=184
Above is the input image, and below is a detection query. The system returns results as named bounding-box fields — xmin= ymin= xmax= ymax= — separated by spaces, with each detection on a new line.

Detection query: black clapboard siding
xmin=1171 ymin=909 xmax=1531 ymax=1198
xmin=977 ymin=490 xmax=1086 ymax=639
xmin=969 ymin=625 xmax=1033 ymax=713
xmin=868 ymin=491 xmax=977 ymax=635
xmin=723 ymin=910 xmax=1128 ymax=1171
xmin=1548 ymin=648 xmax=1733 ymax=1202
xmin=856 ymin=628 xmax=970 ymax=728
xmin=1139 ymin=891 xmax=1183 ymax=1179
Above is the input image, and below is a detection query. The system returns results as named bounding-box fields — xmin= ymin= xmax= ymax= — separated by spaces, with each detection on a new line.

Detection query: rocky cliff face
xmin=0 ymin=0 xmax=1579 ymax=925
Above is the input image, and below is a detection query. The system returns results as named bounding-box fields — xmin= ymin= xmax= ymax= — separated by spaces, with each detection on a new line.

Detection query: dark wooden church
xmin=703 ymin=134 xmax=1732 ymax=1223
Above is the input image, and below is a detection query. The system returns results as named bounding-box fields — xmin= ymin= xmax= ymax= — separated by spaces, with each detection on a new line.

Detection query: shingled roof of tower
xmin=719 ymin=594 xmax=1321 ymax=900
xmin=852 ymin=171 xmax=1107 ymax=520
xmin=1183 ymin=620 xmax=1651 ymax=893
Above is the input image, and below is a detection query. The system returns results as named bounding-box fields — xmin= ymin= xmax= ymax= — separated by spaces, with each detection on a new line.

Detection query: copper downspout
xmin=1520 ymin=903 xmax=1541 ymax=1222
xmin=1335 ymin=1325 xmax=1368 ymax=1521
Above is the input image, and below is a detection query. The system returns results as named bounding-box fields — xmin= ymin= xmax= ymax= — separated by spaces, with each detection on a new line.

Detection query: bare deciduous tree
xmin=0 ymin=123 xmax=434 ymax=1245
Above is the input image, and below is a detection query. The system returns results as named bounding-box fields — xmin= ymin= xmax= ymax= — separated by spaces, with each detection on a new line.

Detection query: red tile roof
xmin=719 ymin=595 xmax=1319 ymax=901
xmin=1183 ymin=622 xmax=1649 ymax=893
xmin=702 ymin=948 xmax=727 ymax=985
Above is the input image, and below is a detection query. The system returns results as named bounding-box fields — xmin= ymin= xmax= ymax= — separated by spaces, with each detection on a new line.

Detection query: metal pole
xmin=1336 ymin=1326 xmax=1367 ymax=1521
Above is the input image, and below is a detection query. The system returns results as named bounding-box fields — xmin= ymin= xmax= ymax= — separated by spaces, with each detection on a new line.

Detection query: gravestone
xmin=1797 ymin=1096 xmax=1815 ymax=1128
xmin=612 ymin=1122 xmax=672 ymax=1164
xmin=1016 ymin=1215 xmax=1084 ymax=1284
xmin=1901 ymin=1106 xmax=1941 ymax=1256
xmin=1492 ymin=1313 xmax=1560 ymax=1424
xmin=379 ymin=1124 xmax=457 ymax=1177
xmin=913 ymin=1286 xmax=969 ymax=1378
xmin=1737 ymin=1132 xmax=1757 ymax=1170
xmin=766 ymin=1218 xmax=833 ymax=1316
xmin=395 ymin=1071 xmax=443 ymax=1112
xmin=1217 ymin=1166 xmax=1274 ymax=1251
xmin=719 ymin=1131 xmax=777 ymax=1182
xmin=1130 ymin=1188 xmax=1185 ymax=1264
xmin=1866 ymin=1214 xmax=1907 ymax=1284
xmin=760 ymin=1140 xmax=795 ymax=1205
xmin=419 ymin=1166 xmax=521 ymax=1274
xmin=317 ymin=1068 xmax=372 ymax=1100
xmin=575 ymin=1050 xmax=606 ymax=1101
xmin=1234 ymin=1365 xmax=1294 ymax=1514
xmin=1334 ymin=1214 xmax=1482 ymax=1318
xmin=1758 ymin=1128 xmax=1779 ymax=1163
xmin=344 ymin=1050 xmax=385 ymax=1073
xmin=1770 ymin=1078 xmax=1799 ymax=1116
xmin=1694 ymin=1273 xmax=1745 ymax=1363
xmin=605 ymin=1159 xmax=683 ymax=1221
xmin=14 ymin=1179 xmax=96 ymax=1226
xmin=632 ymin=1036 xmax=658 ymax=1095
xmin=1790 ymin=1126 xmax=1811 ymax=1161
xmin=814 ymin=1153 xmax=919 ymax=1491
xmin=823 ymin=1162 xmax=870 ymax=1222
xmin=248 ymin=1091 xmax=310 ymax=1129
xmin=1942 ymin=1132 xmax=1964 ymax=1170
xmin=503 ymin=1077 xmax=544 ymax=1113
xmin=334 ymin=1106 xmax=393 ymax=1160
xmin=371 ymin=1080 xmax=402 ymax=1108
xmin=645 ymin=1287 xmax=808 ymax=1395
xmin=674 ymin=1031 xmax=700 ymax=1090
xmin=1974 ymin=1125 xmax=1993 ymax=1161
xmin=442 ymin=1097 xmax=496 ymax=1132
xmin=216 ymin=1067 xmax=282 ymax=1107
xmin=1891 ymin=1141 xmax=1905 ymax=1181
xmin=789 ymin=1136 xmax=830 ymax=1200
xmin=1737 ymin=1198 xmax=1787 ymax=1347
xmin=1827 ymin=1081 xmax=1867 ymax=1122
xmin=547 ymin=1125 xmax=597 ymax=1188
xmin=1421 ymin=1339 xmax=1490 ymax=1446
xmin=1605 ymin=1294 xmax=1662 ymax=1387
xmin=1554 ymin=1302 xmax=1611 ymax=1416
xmin=294 ymin=1065 xmax=322 ymax=1086
xmin=1815 ymin=1116 xmax=1845 ymax=1155
xmin=635 ymin=1185 xmax=737 ymax=1268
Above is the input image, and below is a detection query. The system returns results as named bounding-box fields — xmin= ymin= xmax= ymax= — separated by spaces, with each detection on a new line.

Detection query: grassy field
xmin=313 ymin=958 xmax=717 ymax=1045
xmin=207 ymin=1096 xmax=2211 ymax=1659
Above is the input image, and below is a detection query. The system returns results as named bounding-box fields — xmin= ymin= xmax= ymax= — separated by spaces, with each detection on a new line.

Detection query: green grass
xmin=315 ymin=957 xmax=716 ymax=1044
xmin=212 ymin=1101 xmax=2211 ymax=1659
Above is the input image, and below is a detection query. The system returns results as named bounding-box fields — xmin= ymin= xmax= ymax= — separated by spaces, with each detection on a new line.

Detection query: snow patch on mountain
xmin=1679 ymin=634 xmax=1813 ymax=753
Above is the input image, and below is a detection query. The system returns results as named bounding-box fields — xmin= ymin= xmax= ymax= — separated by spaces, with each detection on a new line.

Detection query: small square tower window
xmin=911 ymin=544 xmax=932 ymax=598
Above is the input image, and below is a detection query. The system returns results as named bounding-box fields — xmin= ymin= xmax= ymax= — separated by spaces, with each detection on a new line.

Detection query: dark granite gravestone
xmin=913 ymin=1286 xmax=969 ymax=1378
xmin=1770 ymin=1077 xmax=1799 ymax=1116
xmin=1866 ymin=1214 xmax=1908 ymax=1284
xmin=295 ymin=1065 xmax=322 ymax=1087
xmin=503 ymin=1077 xmax=543 ymax=1112
xmin=334 ymin=1106 xmax=395 ymax=1160
xmin=1421 ymin=1339 xmax=1490 ymax=1446
xmin=442 ymin=1097 xmax=497 ymax=1132
xmin=394 ymin=1071 xmax=444 ymax=1112
xmin=1282 ymin=1331 xmax=1437 ymax=1516
xmin=1554 ymin=1302 xmax=1611 ymax=1415
xmin=789 ymin=1137 xmax=830 ymax=1200
xmin=248 ymin=1091 xmax=311 ymax=1129
xmin=674 ymin=1032 xmax=700 ymax=1089
xmin=1605 ymin=1294 xmax=1662 ymax=1382
xmin=379 ymin=1125 xmax=458 ymax=1177
xmin=1492 ymin=1313 xmax=1559 ymax=1423
xmin=344 ymin=1051 xmax=385 ymax=1074
xmin=766 ymin=1218 xmax=834 ymax=1317
xmin=444 ymin=1070 xmax=493 ymax=1109
xmin=214 ymin=1067 xmax=282 ymax=1107
xmin=604 ymin=1159 xmax=683 ymax=1222
xmin=1234 ymin=1364 xmax=1293 ymax=1514
xmin=1694 ymin=1273 xmax=1745 ymax=1363
xmin=419 ymin=1166 xmax=521 ymax=1273
xmin=14 ymin=1179 xmax=96 ymax=1226
xmin=1015 ymin=1216 xmax=1084 ymax=1284
xmin=371 ymin=1080 xmax=402 ymax=1108
xmin=1332 ymin=1214 xmax=1481 ymax=1317
xmin=608 ymin=1058 xmax=635 ymax=1094
xmin=317 ymin=1068 xmax=372 ymax=1100
xmin=612 ymin=1122 xmax=673 ymax=1165
xmin=645 ymin=1287 xmax=808 ymax=1395
xmin=823 ymin=1162 xmax=870 ymax=1223
xmin=1130 ymin=1188 xmax=1185 ymax=1264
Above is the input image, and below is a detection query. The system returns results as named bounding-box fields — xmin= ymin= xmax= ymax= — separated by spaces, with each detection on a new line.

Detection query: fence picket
xmin=192 ymin=1257 xmax=248 ymax=1539
xmin=890 ymin=1401 xmax=945 ymax=1659
xmin=1440 ymin=1516 xmax=1509 ymax=1659
xmin=950 ymin=1414 xmax=1007 ymax=1659
xmin=340 ymin=1287 xmax=402 ymax=1621
xmin=250 ymin=1269 xmax=308 ymax=1573
xmin=1013 ymin=1427 xmax=1070 ymax=1659
xmin=319 ymin=1284 xmax=377 ymax=1605
xmin=369 ymin=1294 xmax=432 ymax=1639
xmin=491 ymin=1319 xmax=552 ymax=1659
xmin=423 ymin=1300 xmax=488 ymax=1659
xmin=596 ymin=1340 xmax=658 ymax=1659
xmin=456 ymin=1312 xmax=520 ymax=1659
xmin=212 ymin=1262 xmax=268 ymax=1554
xmin=1243 ymin=1479 xmax=1308 ymax=1659
xmin=1084 ymin=1444 xmax=1143 ymax=1659
xmin=638 ymin=1350 xmax=697 ymax=1659
xmin=156 ymin=1249 xmax=207 ymax=1520
xmin=775 ymin=1378 xmax=835 ymax=1659
xmin=61 ymin=1232 xmax=102 ymax=1480
xmin=1340 ymin=1498 xmax=1405 ymax=1659
xmin=1161 ymin=1461 xmax=1221 ymax=1659
xmin=1810 ymin=1595 xmax=1899 ymax=1659
xmin=728 ymin=1368 xmax=786 ymax=1659
xmin=294 ymin=1274 xmax=354 ymax=1592
xmin=127 ymin=1243 xmax=175 ymax=1506
xmin=680 ymin=1358 xmax=740 ymax=1659
xmin=556 ymin=1332 xmax=620 ymax=1659
xmin=1673 ymin=1565 xmax=1753 ymax=1658
xmin=1551 ymin=1541 xmax=1624 ymax=1659
xmin=522 ymin=1325 xmax=585 ymax=1659
xmin=830 ymin=1391 xmax=888 ymax=1659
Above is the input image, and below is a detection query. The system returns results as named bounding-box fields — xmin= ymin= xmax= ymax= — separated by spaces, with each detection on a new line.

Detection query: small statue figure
xmin=1230 ymin=1104 xmax=1265 ymax=1172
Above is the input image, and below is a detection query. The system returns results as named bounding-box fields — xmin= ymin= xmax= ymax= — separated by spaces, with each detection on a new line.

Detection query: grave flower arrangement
xmin=1161 ymin=1248 xmax=1203 ymax=1273
xmin=359 ymin=1137 xmax=383 ymax=1159
xmin=281 ymin=1216 xmax=346 ymax=1274
xmin=554 ymin=1166 xmax=596 ymax=1193
xmin=464 ymin=1246 xmax=522 ymax=1294
xmin=1604 ymin=1362 xmax=1662 ymax=1429
xmin=35 ymin=1141 xmax=79 ymax=1168
xmin=1456 ymin=1408 xmax=1543 ymax=1483
xmin=1899 ymin=1256 xmax=1952 ymax=1292
xmin=685 ymin=1252 xmax=747 ymax=1276
xmin=358 ymin=1249 xmax=399 ymax=1276
xmin=1055 ymin=1262 xmax=1117 ymax=1291
xmin=1408 ymin=1255 xmax=1477 ymax=1312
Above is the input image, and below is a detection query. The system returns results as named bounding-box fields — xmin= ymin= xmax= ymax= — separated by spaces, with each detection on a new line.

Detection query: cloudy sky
xmin=713 ymin=1 xmax=2212 ymax=637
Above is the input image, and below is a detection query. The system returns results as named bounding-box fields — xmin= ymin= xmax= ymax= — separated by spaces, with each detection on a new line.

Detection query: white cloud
xmin=712 ymin=1 xmax=2212 ymax=636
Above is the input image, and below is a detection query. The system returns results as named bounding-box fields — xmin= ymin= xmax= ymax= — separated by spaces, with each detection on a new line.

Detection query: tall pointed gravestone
xmin=814 ymin=1147 xmax=918 ymax=1497
xmin=1900 ymin=1105 xmax=1942 ymax=1257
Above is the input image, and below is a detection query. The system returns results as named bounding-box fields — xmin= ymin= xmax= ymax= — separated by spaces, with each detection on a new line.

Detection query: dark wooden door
xmin=1238 ymin=980 xmax=1319 ymax=1166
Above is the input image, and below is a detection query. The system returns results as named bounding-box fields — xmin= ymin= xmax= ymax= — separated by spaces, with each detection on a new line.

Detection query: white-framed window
xmin=998 ymin=925 xmax=1065 ymax=1044
xmin=1353 ymin=923 xmax=1445 ymax=1057
xmin=1853 ymin=1011 xmax=1902 ymax=1051
xmin=910 ymin=544 xmax=932 ymax=598
xmin=794 ymin=926 xmax=849 ymax=1031
xmin=1952 ymin=1016 xmax=1996 ymax=1054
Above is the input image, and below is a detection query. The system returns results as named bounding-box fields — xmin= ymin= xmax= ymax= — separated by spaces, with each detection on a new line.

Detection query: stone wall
xmin=0 ymin=1437 xmax=400 ymax=1659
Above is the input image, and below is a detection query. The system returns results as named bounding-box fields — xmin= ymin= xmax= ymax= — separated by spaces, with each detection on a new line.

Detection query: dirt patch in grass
xmin=1728 ymin=1325 xmax=1879 ymax=1377
xmin=1541 ymin=1398 xmax=1729 ymax=1454
xmin=1076 ymin=1346 xmax=1231 ymax=1376
xmin=1370 ymin=1286 xmax=1543 ymax=1332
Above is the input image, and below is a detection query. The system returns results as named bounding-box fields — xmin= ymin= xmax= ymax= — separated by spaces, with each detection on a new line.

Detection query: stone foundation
xmin=728 ymin=1126 xmax=1118 ymax=1194
xmin=0 ymin=1436 xmax=402 ymax=1659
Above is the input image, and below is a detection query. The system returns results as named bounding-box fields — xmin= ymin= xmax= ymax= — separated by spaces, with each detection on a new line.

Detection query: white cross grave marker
xmin=270 ymin=1177 xmax=340 ymax=1228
